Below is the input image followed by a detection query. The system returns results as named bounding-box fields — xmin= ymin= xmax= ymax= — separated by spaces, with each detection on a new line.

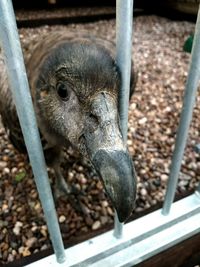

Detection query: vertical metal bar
xmin=162 ymin=5 xmax=200 ymax=215
xmin=0 ymin=1 xmax=65 ymax=263
xmin=114 ymin=0 xmax=134 ymax=238
xmin=196 ymin=145 xmax=200 ymax=192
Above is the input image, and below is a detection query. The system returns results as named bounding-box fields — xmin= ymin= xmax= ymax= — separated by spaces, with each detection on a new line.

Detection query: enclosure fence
xmin=0 ymin=0 xmax=200 ymax=266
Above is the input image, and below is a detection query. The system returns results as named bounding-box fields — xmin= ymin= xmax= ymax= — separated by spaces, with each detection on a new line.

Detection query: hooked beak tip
xmin=92 ymin=149 xmax=137 ymax=223
xmin=116 ymin=201 xmax=136 ymax=223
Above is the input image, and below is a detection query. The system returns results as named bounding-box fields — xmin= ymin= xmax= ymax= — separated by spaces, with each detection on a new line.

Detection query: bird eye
xmin=56 ymin=83 xmax=69 ymax=101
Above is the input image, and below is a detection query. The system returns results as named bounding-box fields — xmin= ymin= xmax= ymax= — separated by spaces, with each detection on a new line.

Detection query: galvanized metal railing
xmin=114 ymin=0 xmax=134 ymax=239
xmin=1 ymin=0 xmax=200 ymax=266
xmin=162 ymin=5 xmax=200 ymax=214
xmin=0 ymin=0 xmax=65 ymax=263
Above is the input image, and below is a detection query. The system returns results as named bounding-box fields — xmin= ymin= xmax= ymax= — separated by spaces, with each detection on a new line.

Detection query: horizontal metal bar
xmin=114 ymin=0 xmax=134 ymax=239
xmin=26 ymin=192 xmax=200 ymax=267
xmin=0 ymin=0 xmax=65 ymax=263
xmin=162 ymin=4 xmax=200 ymax=215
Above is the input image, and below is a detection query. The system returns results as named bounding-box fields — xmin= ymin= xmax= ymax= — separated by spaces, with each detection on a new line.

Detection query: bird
xmin=0 ymin=30 xmax=137 ymax=223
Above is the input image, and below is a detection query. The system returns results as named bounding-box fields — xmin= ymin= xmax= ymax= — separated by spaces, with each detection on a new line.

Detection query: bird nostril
xmin=87 ymin=113 xmax=99 ymax=133
xmin=89 ymin=113 xmax=98 ymax=124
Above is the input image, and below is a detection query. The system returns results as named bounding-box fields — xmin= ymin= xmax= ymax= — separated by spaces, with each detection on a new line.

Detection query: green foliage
xmin=183 ymin=34 xmax=194 ymax=53
xmin=15 ymin=171 xmax=26 ymax=182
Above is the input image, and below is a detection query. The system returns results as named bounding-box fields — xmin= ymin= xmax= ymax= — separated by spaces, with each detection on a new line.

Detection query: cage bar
xmin=0 ymin=0 xmax=65 ymax=263
xmin=115 ymin=0 xmax=134 ymax=238
xmin=162 ymin=4 xmax=200 ymax=215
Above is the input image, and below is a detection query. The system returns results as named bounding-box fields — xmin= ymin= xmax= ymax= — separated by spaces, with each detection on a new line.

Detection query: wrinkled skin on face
xmin=34 ymin=42 xmax=136 ymax=222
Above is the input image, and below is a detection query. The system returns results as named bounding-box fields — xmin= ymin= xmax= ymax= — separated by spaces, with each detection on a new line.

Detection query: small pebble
xmin=92 ymin=220 xmax=101 ymax=230
xmin=13 ymin=221 xmax=23 ymax=236
xmin=140 ymin=188 xmax=147 ymax=196
xmin=161 ymin=174 xmax=168 ymax=182
xmin=40 ymin=225 xmax=47 ymax=237
xmin=25 ymin=237 xmax=37 ymax=248
xmin=12 ymin=250 xmax=17 ymax=256
xmin=77 ymin=166 xmax=84 ymax=172
xmin=68 ymin=172 xmax=74 ymax=182
xmin=59 ymin=215 xmax=66 ymax=223
xmin=101 ymin=200 xmax=108 ymax=208
xmin=0 ymin=161 xmax=7 ymax=170
xmin=31 ymin=226 xmax=38 ymax=232
xmin=18 ymin=247 xmax=24 ymax=254
xmin=179 ymin=180 xmax=188 ymax=187
xmin=3 ymin=168 xmax=10 ymax=174
xmin=79 ymin=174 xmax=87 ymax=184
xmin=2 ymin=156 xmax=9 ymax=162
xmin=34 ymin=202 xmax=41 ymax=211
xmin=7 ymin=254 xmax=14 ymax=262
xmin=100 ymin=216 xmax=108 ymax=225
xmin=138 ymin=117 xmax=147 ymax=125
xmin=11 ymin=167 xmax=18 ymax=174
xmin=41 ymin=244 xmax=48 ymax=251
xmin=22 ymin=247 xmax=31 ymax=257
xmin=2 ymin=204 xmax=9 ymax=213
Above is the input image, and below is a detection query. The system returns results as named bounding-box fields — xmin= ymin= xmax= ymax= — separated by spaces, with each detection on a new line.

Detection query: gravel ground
xmin=0 ymin=12 xmax=200 ymax=265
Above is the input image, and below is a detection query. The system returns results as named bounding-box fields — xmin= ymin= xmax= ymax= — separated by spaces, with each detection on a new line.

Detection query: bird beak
xmin=83 ymin=92 xmax=137 ymax=222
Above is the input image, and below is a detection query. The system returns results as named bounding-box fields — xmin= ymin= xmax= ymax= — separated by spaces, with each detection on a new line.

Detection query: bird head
xmin=35 ymin=42 xmax=137 ymax=222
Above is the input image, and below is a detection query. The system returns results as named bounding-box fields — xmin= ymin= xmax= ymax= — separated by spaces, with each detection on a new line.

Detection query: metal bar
xmin=162 ymin=5 xmax=200 ymax=215
xmin=194 ymin=144 xmax=200 ymax=194
xmin=114 ymin=0 xmax=134 ymax=238
xmin=0 ymin=1 xmax=65 ymax=263
xmin=114 ymin=212 xmax=123 ymax=238
xmin=26 ymin=192 xmax=200 ymax=267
